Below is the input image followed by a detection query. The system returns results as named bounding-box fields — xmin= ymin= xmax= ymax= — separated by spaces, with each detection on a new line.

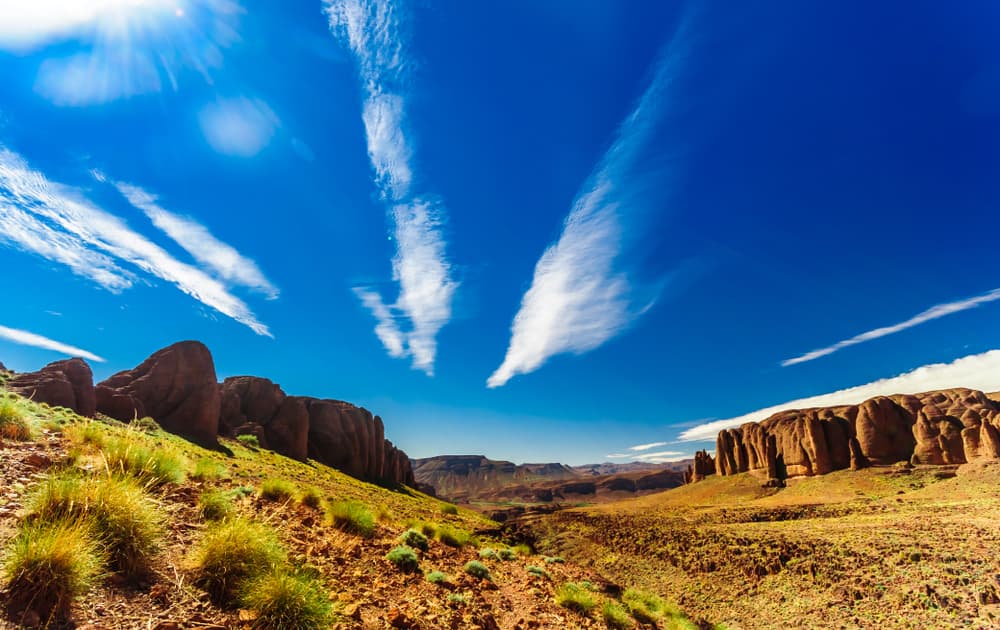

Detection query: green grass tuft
xmin=398 ymin=528 xmax=429 ymax=551
xmin=463 ymin=560 xmax=491 ymax=580
xmin=2 ymin=521 xmax=103 ymax=624
xmin=479 ymin=548 xmax=498 ymax=560
xmin=101 ymin=434 xmax=185 ymax=486
xmin=241 ymin=572 xmax=333 ymax=630
xmin=190 ymin=517 xmax=287 ymax=605
xmin=556 ymin=582 xmax=597 ymax=615
xmin=426 ymin=570 xmax=449 ymax=585
xmin=440 ymin=503 xmax=459 ymax=515
xmin=526 ymin=565 xmax=551 ymax=579
xmin=622 ymin=588 xmax=680 ymax=624
xmin=260 ymin=478 xmax=296 ymax=502
xmin=0 ymin=395 xmax=32 ymax=441
xmin=326 ymin=500 xmax=375 ymax=538
xmin=436 ymin=525 xmax=474 ymax=548
xmin=191 ymin=458 xmax=228 ymax=482
xmin=199 ymin=489 xmax=235 ymax=521
xmin=28 ymin=474 xmax=162 ymax=579
xmin=237 ymin=434 xmax=260 ymax=449
xmin=544 ymin=555 xmax=565 ymax=564
xmin=299 ymin=486 xmax=323 ymax=509
xmin=601 ymin=601 xmax=633 ymax=629
xmin=385 ymin=546 xmax=420 ymax=572
xmin=497 ymin=547 xmax=517 ymax=561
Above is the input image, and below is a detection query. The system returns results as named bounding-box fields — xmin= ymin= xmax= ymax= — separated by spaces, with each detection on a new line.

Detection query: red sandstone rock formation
xmin=8 ymin=358 xmax=96 ymax=417
xmin=684 ymin=450 xmax=715 ymax=483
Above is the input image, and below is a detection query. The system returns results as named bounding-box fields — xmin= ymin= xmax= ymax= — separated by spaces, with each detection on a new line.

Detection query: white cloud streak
xmin=605 ymin=450 xmax=688 ymax=463
xmin=0 ymin=324 xmax=105 ymax=363
xmin=629 ymin=441 xmax=669 ymax=451
xmin=783 ymin=288 xmax=1000 ymax=366
xmin=113 ymin=180 xmax=278 ymax=298
xmin=487 ymin=16 xmax=694 ymax=388
xmin=0 ymin=147 xmax=271 ymax=337
xmin=198 ymin=97 xmax=280 ymax=158
xmin=680 ymin=349 xmax=1000 ymax=442
xmin=326 ymin=0 xmax=457 ymax=375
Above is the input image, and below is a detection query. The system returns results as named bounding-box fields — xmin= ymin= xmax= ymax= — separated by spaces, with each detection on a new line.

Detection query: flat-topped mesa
xmin=712 ymin=388 xmax=1000 ymax=483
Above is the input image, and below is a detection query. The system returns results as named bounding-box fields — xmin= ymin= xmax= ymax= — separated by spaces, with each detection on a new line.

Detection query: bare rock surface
xmin=8 ymin=358 xmax=96 ymax=417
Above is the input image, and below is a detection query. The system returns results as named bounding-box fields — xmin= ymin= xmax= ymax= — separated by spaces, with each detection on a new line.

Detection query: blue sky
xmin=1 ymin=0 xmax=999 ymax=465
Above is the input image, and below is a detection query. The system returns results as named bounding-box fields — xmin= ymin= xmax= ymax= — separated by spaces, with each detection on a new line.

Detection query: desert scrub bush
xmin=260 ymin=478 xmax=296 ymax=502
xmin=28 ymin=474 xmax=162 ymax=579
xmin=398 ymin=528 xmax=429 ymax=551
xmin=326 ymin=500 xmax=375 ymax=537
xmin=622 ymin=588 xmax=681 ymax=625
xmin=463 ymin=560 xmax=491 ymax=580
xmin=556 ymin=582 xmax=597 ymax=615
xmin=101 ymin=435 xmax=185 ymax=486
xmin=426 ymin=570 xmax=449 ymax=585
xmin=241 ymin=571 xmax=333 ymax=629
xmin=299 ymin=486 xmax=323 ymax=509
xmin=601 ymin=601 xmax=633 ymax=629
xmin=2 ymin=521 xmax=103 ymax=624
xmin=190 ymin=517 xmax=286 ymax=605
xmin=436 ymin=525 xmax=474 ymax=548
xmin=199 ymin=489 xmax=234 ymax=521
xmin=385 ymin=546 xmax=420 ymax=573
xmin=191 ymin=458 xmax=228 ymax=482
xmin=526 ymin=565 xmax=550 ymax=579
xmin=237 ymin=434 xmax=260 ymax=449
xmin=0 ymin=395 xmax=31 ymax=440
xmin=440 ymin=503 xmax=459 ymax=515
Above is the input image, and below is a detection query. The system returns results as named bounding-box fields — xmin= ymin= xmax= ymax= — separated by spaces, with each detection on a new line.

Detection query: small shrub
xmin=544 ymin=556 xmax=565 ymax=564
xmin=463 ymin=560 xmax=490 ymax=580
xmin=440 ymin=503 xmax=459 ymax=515
xmin=130 ymin=416 xmax=161 ymax=433
xmin=190 ymin=517 xmax=286 ymax=605
xmin=398 ymin=528 xmax=429 ymax=551
xmin=479 ymin=548 xmax=498 ymax=560
xmin=437 ymin=525 xmax=473 ymax=548
xmin=556 ymin=582 xmax=597 ymax=615
xmin=199 ymin=489 xmax=234 ymax=521
xmin=426 ymin=570 xmax=449 ymax=585
xmin=497 ymin=547 xmax=517 ymax=561
xmin=622 ymin=588 xmax=678 ymax=624
xmin=448 ymin=592 xmax=467 ymax=605
xmin=326 ymin=501 xmax=375 ymax=537
xmin=2 ymin=521 xmax=103 ymax=624
xmin=411 ymin=520 xmax=437 ymax=537
xmin=385 ymin=546 xmax=420 ymax=572
xmin=526 ymin=565 xmax=550 ymax=579
xmin=0 ymin=395 xmax=31 ymax=440
xmin=28 ymin=474 xmax=162 ymax=579
xmin=241 ymin=572 xmax=333 ymax=629
xmin=260 ymin=478 xmax=296 ymax=502
xmin=191 ymin=458 xmax=227 ymax=482
xmin=602 ymin=601 xmax=633 ymax=629
xmin=299 ymin=486 xmax=323 ymax=509
xmin=237 ymin=434 xmax=260 ymax=448
xmin=101 ymin=435 xmax=185 ymax=486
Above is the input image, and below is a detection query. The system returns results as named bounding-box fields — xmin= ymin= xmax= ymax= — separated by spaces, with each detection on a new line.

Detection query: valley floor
xmin=525 ymin=465 xmax=1000 ymax=629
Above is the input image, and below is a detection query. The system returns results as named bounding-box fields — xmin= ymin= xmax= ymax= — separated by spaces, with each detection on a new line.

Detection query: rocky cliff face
xmin=411 ymin=456 xmax=580 ymax=502
xmin=3 ymin=341 xmax=415 ymax=487
xmin=713 ymin=388 xmax=1000 ymax=483
xmin=684 ymin=450 xmax=715 ymax=483
xmin=7 ymin=358 xmax=96 ymax=417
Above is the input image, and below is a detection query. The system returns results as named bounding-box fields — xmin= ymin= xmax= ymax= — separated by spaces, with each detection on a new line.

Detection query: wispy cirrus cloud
xmin=605 ymin=450 xmax=687 ymax=463
xmin=0 ymin=146 xmax=272 ymax=337
xmin=487 ymin=15 xmax=696 ymax=388
xmin=112 ymin=180 xmax=278 ymax=298
xmin=629 ymin=441 xmax=669 ymax=451
xmin=0 ymin=323 xmax=105 ymax=363
xmin=782 ymin=288 xmax=1000 ymax=366
xmin=681 ymin=349 xmax=1000 ymax=442
xmin=326 ymin=0 xmax=457 ymax=376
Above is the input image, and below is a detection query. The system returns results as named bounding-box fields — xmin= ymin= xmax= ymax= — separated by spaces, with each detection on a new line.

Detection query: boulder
xmin=8 ymin=358 xmax=96 ymax=417
xmin=95 ymin=341 xmax=220 ymax=447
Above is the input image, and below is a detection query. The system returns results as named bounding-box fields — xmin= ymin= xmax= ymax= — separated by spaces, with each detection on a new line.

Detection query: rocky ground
xmin=524 ymin=464 xmax=1000 ymax=629
xmin=0 ymin=395 xmax=690 ymax=629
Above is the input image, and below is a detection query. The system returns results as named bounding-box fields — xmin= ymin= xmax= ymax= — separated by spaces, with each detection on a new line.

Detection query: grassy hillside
xmin=0 ymin=389 xmax=698 ymax=629
xmin=526 ymin=465 xmax=1000 ymax=629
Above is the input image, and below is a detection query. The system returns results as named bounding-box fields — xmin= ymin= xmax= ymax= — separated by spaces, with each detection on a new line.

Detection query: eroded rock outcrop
xmin=684 ymin=450 xmax=716 ymax=483
xmin=712 ymin=388 xmax=1000 ymax=482
xmin=8 ymin=358 xmax=96 ymax=417
xmin=95 ymin=341 xmax=221 ymax=446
